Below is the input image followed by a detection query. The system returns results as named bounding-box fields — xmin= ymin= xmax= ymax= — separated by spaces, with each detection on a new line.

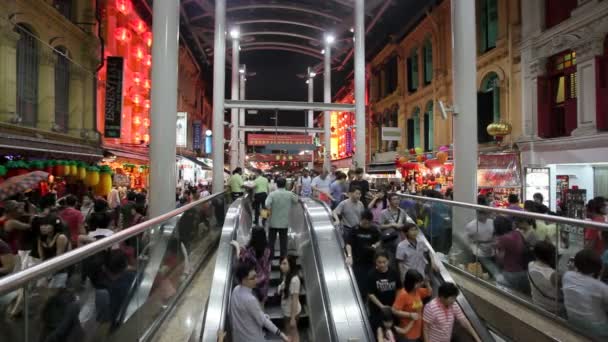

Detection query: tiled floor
xmin=155 ymin=253 xmax=217 ymax=342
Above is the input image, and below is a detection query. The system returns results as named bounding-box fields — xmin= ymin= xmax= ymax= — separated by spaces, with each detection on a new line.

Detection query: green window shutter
xmin=493 ymin=85 xmax=500 ymax=122
xmin=426 ymin=102 xmax=434 ymax=151
xmin=479 ymin=0 xmax=488 ymax=52
xmin=413 ymin=108 xmax=421 ymax=148
xmin=424 ymin=40 xmax=433 ymax=84
xmin=487 ymin=0 xmax=498 ymax=49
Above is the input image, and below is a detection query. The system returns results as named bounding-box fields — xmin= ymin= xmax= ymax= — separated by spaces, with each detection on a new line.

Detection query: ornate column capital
xmin=527 ymin=58 xmax=547 ymax=78
xmin=574 ymin=37 xmax=605 ymax=62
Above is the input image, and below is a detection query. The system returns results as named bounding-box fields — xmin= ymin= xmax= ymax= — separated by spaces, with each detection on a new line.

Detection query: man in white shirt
xmin=311 ymin=169 xmax=333 ymax=204
xmin=296 ymin=169 xmax=313 ymax=197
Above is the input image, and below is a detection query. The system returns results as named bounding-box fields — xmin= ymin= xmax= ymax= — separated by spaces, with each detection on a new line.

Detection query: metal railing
xmin=0 ymin=192 xmax=226 ymax=295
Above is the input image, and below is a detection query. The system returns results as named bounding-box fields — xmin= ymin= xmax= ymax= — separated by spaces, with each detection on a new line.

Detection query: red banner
xmin=247 ymin=134 xmax=313 ymax=146
xmin=248 ymin=154 xmax=313 ymax=162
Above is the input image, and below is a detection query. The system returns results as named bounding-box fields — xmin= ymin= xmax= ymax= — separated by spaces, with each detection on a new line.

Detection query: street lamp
xmin=229 ymin=27 xmax=240 ymax=39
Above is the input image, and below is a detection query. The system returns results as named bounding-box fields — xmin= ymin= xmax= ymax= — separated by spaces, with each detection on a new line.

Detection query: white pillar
xmin=354 ymin=0 xmax=366 ymax=170
xmin=239 ymin=65 xmax=246 ymax=169
xmin=307 ymin=67 xmax=314 ymax=170
xmin=323 ymin=44 xmax=332 ymax=170
xmin=149 ymin=0 xmax=179 ymax=218
xmin=572 ymin=38 xmax=604 ymax=136
xmin=451 ymin=0 xmax=478 ymax=204
xmin=212 ymin=0 xmax=226 ymax=194
xmin=230 ymin=36 xmax=240 ymax=170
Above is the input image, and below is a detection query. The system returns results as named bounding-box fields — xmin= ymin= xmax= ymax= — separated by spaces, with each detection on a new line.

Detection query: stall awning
xmin=104 ymin=146 xmax=149 ymax=163
xmin=179 ymin=155 xmax=212 ymax=170
xmin=367 ymin=163 xmax=396 ymax=174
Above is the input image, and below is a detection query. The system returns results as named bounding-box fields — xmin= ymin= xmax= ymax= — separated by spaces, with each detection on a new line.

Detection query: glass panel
xmin=555 ymin=76 xmax=566 ymax=104
xmin=0 ymin=195 xmax=226 ymax=341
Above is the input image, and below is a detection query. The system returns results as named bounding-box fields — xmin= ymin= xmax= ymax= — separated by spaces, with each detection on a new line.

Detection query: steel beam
xmin=241 ymin=31 xmax=320 ymax=42
xmin=224 ymin=100 xmax=354 ymax=112
xmin=240 ymin=47 xmax=323 ymax=60
xmin=238 ymin=125 xmax=324 ymax=133
xmin=240 ymin=42 xmax=323 ymax=56
xmin=227 ymin=4 xmax=342 ymax=22
xmin=235 ymin=19 xmax=325 ymax=32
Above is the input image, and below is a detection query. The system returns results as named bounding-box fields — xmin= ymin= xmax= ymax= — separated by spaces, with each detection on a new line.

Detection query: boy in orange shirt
xmin=392 ymin=269 xmax=431 ymax=342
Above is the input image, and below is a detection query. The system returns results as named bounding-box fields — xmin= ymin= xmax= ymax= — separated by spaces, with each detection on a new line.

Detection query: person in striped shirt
xmin=422 ymin=283 xmax=480 ymax=342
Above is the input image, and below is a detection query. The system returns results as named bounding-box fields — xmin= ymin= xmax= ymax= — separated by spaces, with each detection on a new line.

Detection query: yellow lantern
xmin=96 ymin=165 xmax=113 ymax=197
xmin=69 ymin=161 xmax=78 ymax=176
xmin=486 ymin=122 xmax=512 ymax=141
xmin=84 ymin=166 xmax=100 ymax=186
xmin=77 ymin=163 xmax=87 ymax=180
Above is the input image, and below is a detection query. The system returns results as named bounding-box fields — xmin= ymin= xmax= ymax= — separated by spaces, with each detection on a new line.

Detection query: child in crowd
xmin=392 ymin=269 xmax=431 ymax=342
xmin=376 ymin=306 xmax=414 ymax=342
xmin=278 ymin=255 xmax=301 ymax=342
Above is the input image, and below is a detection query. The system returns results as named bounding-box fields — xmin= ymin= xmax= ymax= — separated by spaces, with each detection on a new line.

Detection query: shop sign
xmin=113 ymin=173 xmax=131 ymax=187
xmin=176 ymin=112 xmax=188 ymax=147
xmin=248 ymin=153 xmax=312 ymax=162
xmin=381 ymin=127 xmax=400 ymax=141
xmin=247 ymin=134 xmax=312 ymax=146
xmin=193 ymin=121 xmax=202 ymax=150
xmin=104 ymin=57 xmax=124 ymax=138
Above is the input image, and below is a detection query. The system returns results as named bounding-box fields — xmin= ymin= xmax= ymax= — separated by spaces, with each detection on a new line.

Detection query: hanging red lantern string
xmin=132 ymin=44 xmax=146 ymax=61
xmin=115 ymin=0 xmax=132 ymax=15
xmin=129 ymin=18 xmax=147 ymax=34
xmin=114 ymin=27 xmax=132 ymax=44
xmin=143 ymin=31 xmax=153 ymax=47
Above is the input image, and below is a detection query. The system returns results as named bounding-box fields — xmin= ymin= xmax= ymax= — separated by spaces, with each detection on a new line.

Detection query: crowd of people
xmin=0 ymin=184 xmax=154 ymax=340
xmin=462 ymin=193 xmax=608 ymax=338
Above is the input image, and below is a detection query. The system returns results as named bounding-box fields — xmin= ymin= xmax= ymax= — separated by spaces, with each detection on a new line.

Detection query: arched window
xmin=15 ymin=24 xmax=39 ymax=127
xmin=407 ymin=107 xmax=421 ymax=149
xmin=407 ymin=48 xmax=419 ymax=93
xmin=424 ymin=101 xmax=434 ymax=151
xmin=478 ymin=0 xmax=498 ymax=53
xmin=477 ymin=72 xmax=500 ymax=143
xmin=53 ymin=0 xmax=72 ymax=20
xmin=423 ymin=38 xmax=433 ymax=85
xmin=54 ymin=46 xmax=70 ymax=132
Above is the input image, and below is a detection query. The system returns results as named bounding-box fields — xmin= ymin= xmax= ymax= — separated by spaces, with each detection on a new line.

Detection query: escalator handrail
xmin=310 ymin=199 xmax=377 ymax=342
xmin=0 ymin=192 xmax=227 ymax=295
xmin=199 ymin=196 xmax=245 ymax=342
xmin=418 ymin=235 xmax=496 ymax=342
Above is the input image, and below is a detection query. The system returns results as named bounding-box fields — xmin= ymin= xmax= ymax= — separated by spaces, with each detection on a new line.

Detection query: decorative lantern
xmin=77 ymin=162 xmax=87 ymax=180
xmin=414 ymin=147 xmax=423 ymax=155
xmin=143 ymin=118 xmax=150 ymax=127
xmin=134 ymin=132 xmax=141 ymax=143
xmin=114 ymin=27 xmax=132 ymax=43
xmin=143 ymin=79 xmax=151 ymax=90
xmin=143 ymin=31 xmax=152 ymax=47
xmin=53 ymin=160 xmax=66 ymax=177
xmin=144 ymin=99 xmax=151 ymax=109
xmin=133 ymin=116 xmax=141 ymax=126
xmin=409 ymin=148 xmax=416 ymax=155
xmin=132 ymin=45 xmax=146 ymax=61
xmin=129 ymin=18 xmax=147 ymax=34
xmin=436 ymin=151 xmax=448 ymax=164
xmin=69 ymin=161 xmax=78 ymax=176
xmin=143 ymin=54 xmax=152 ymax=67
xmin=486 ymin=122 xmax=512 ymax=143
xmin=143 ymin=133 xmax=150 ymax=143
xmin=131 ymin=93 xmax=143 ymax=106
xmin=132 ymin=72 xmax=142 ymax=85
xmin=115 ymin=0 xmax=132 ymax=15
xmin=84 ymin=166 xmax=100 ymax=186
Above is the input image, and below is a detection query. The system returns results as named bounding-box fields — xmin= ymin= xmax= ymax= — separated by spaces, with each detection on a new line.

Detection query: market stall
xmin=393 ymin=146 xmax=453 ymax=194
xmin=477 ymin=152 xmax=522 ymax=207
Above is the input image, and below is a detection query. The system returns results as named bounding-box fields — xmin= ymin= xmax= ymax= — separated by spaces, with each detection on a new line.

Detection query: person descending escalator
xmin=376 ymin=306 xmax=414 ymax=342
xmin=230 ymin=262 xmax=290 ymax=342
xmin=366 ymin=250 xmax=401 ymax=332
xmin=344 ymin=209 xmax=381 ymax=296
xmin=392 ymin=269 xmax=431 ymax=342
xmin=228 ymin=167 xmax=245 ymax=201
xmin=333 ymin=186 xmax=365 ymax=240
xmin=278 ymin=255 xmax=301 ymax=342
xmin=422 ymin=283 xmax=481 ymax=342
xmin=231 ymin=226 xmax=272 ymax=305
xmin=265 ymin=178 xmax=299 ymax=258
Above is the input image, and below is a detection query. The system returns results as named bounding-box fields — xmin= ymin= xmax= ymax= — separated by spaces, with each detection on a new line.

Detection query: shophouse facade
xmin=519 ymin=0 xmax=608 ymax=212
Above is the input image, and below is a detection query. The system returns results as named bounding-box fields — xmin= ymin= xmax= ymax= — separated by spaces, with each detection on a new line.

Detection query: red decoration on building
xmin=143 ymin=31 xmax=153 ymax=47
xmin=114 ymin=27 xmax=132 ymax=43
xmin=132 ymin=45 xmax=146 ymax=61
xmin=115 ymin=0 xmax=133 ymax=15
xmin=143 ymin=54 xmax=152 ymax=67
xmin=129 ymin=19 xmax=147 ymax=34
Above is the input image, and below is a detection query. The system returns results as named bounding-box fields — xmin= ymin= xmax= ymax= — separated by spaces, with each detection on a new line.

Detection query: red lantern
xmin=402 ymin=162 xmax=419 ymax=171
xmin=424 ymin=159 xmax=442 ymax=169
xmin=144 ymin=99 xmax=151 ymax=109
xmin=129 ymin=18 xmax=147 ymax=34
xmin=132 ymin=45 xmax=146 ymax=60
xmin=409 ymin=148 xmax=416 ymax=155
xmin=114 ymin=27 xmax=132 ymax=43
xmin=143 ymin=133 xmax=150 ymax=143
xmin=143 ymin=118 xmax=150 ymax=127
xmin=143 ymin=79 xmax=151 ymax=90
xmin=131 ymin=93 xmax=143 ymax=106
xmin=143 ymin=31 xmax=153 ymax=47
xmin=132 ymin=72 xmax=142 ymax=85
xmin=115 ymin=0 xmax=132 ymax=15
xmin=143 ymin=54 xmax=152 ymax=67
xmin=133 ymin=116 xmax=141 ymax=126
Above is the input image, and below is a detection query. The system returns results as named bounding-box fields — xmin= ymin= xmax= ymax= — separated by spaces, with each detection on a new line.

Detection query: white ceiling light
xmin=325 ymin=34 xmax=335 ymax=45
xmin=229 ymin=28 xmax=240 ymax=39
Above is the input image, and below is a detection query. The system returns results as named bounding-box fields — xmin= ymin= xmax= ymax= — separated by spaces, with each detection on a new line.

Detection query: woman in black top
xmin=366 ymin=250 xmax=402 ymax=331
xmin=38 ymin=214 xmax=69 ymax=261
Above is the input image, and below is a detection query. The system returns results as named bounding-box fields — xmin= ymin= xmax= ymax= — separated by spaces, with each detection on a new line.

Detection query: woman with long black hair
xmin=278 ymin=255 xmax=301 ymax=342
xmin=231 ymin=226 xmax=272 ymax=304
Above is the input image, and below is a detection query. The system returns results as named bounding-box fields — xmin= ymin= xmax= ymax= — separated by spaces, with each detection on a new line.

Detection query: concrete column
xmin=230 ymin=36 xmax=239 ymax=170
xmin=354 ymin=0 xmax=366 ymax=170
xmin=572 ymin=38 xmax=604 ymax=136
xmin=149 ymin=0 xmax=179 ymax=218
xmin=307 ymin=67 xmax=314 ymax=170
xmin=0 ymin=22 xmax=19 ymax=122
xmin=521 ymin=51 xmax=546 ymax=138
xmin=211 ymin=0 xmax=227 ymax=194
xmin=36 ymin=49 xmax=57 ymax=130
xmin=451 ymin=0 xmax=478 ymax=205
xmin=68 ymin=65 xmax=85 ymax=136
xmin=521 ymin=0 xmax=544 ymax=36
xmin=82 ymin=74 xmax=95 ymax=133
xmin=238 ymin=65 xmax=246 ymax=169
xmin=323 ymin=44 xmax=332 ymax=170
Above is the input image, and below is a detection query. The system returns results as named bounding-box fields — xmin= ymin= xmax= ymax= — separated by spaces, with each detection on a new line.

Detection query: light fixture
xmin=321 ymin=49 xmax=325 ymax=54
xmin=229 ymin=27 xmax=240 ymax=39
xmin=325 ymin=34 xmax=335 ymax=45
xmin=239 ymin=68 xmax=245 ymax=74
xmin=205 ymin=129 xmax=212 ymax=136
xmin=305 ymin=80 xmax=309 ymax=84
xmin=309 ymin=71 xmax=316 ymax=78
xmin=350 ymin=27 xmax=354 ymax=33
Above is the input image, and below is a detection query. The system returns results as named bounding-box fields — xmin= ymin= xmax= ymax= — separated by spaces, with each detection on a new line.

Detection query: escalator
xmin=307 ymin=199 xmax=499 ymax=342
xmin=198 ymin=196 xmax=374 ymax=342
